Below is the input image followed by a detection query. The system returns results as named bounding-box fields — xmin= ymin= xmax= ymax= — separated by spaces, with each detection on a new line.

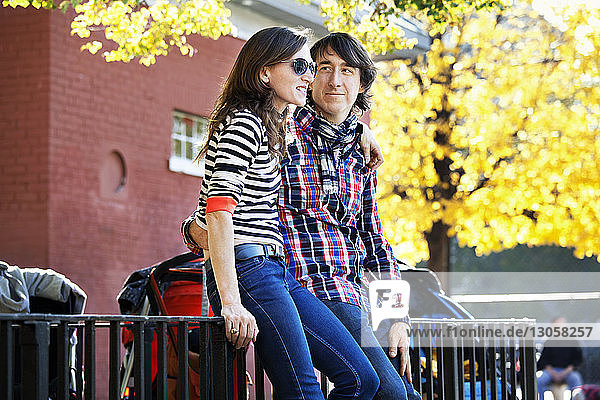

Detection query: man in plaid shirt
xmin=279 ymin=33 xmax=420 ymax=400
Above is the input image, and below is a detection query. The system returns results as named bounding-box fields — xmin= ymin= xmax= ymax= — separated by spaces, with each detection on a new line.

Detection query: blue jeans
xmin=322 ymin=300 xmax=422 ymax=400
xmin=205 ymin=256 xmax=379 ymax=400
xmin=537 ymin=368 xmax=583 ymax=400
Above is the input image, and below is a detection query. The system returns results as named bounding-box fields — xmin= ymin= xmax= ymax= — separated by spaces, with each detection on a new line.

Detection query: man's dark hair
xmin=310 ymin=32 xmax=377 ymax=114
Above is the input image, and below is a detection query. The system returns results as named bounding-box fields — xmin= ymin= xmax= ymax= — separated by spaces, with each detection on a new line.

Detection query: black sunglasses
xmin=276 ymin=58 xmax=317 ymax=77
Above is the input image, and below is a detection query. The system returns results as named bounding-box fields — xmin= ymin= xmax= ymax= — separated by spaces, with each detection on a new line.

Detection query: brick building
xmin=0 ymin=7 xmax=245 ymax=315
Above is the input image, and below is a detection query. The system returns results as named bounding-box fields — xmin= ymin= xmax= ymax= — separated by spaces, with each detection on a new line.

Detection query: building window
xmin=169 ymin=111 xmax=209 ymax=177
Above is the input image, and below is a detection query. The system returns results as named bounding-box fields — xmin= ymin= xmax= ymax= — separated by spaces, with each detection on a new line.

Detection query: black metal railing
xmin=409 ymin=318 xmax=537 ymax=400
xmin=0 ymin=315 xmax=536 ymax=400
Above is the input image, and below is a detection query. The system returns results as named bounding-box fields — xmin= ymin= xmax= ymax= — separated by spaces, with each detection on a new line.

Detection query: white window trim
xmin=168 ymin=155 xmax=205 ymax=177
xmin=169 ymin=111 xmax=208 ymax=178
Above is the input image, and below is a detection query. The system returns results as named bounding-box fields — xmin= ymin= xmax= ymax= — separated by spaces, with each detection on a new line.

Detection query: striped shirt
xmin=279 ymin=107 xmax=403 ymax=311
xmin=183 ymin=110 xmax=282 ymax=249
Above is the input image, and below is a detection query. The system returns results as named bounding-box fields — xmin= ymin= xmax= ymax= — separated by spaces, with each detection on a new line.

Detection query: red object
xmin=122 ymin=271 xmax=211 ymax=399
xmin=162 ymin=280 xmax=206 ymax=399
xmin=206 ymin=196 xmax=238 ymax=214
xmin=163 ymin=281 xmax=205 ymax=316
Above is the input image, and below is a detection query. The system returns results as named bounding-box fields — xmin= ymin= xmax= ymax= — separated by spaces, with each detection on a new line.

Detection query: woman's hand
xmin=221 ymin=303 xmax=259 ymax=348
xmin=359 ymin=122 xmax=384 ymax=170
xmin=206 ymin=210 xmax=259 ymax=348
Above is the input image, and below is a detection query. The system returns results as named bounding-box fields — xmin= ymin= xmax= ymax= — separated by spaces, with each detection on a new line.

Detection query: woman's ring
xmin=230 ymin=328 xmax=238 ymax=335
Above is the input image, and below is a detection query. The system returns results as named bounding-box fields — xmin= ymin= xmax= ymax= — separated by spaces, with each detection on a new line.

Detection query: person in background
xmin=182 ymin=26 xmax=379 ymax=399
xmin=537 ymin=317 xmax=583 ymax=400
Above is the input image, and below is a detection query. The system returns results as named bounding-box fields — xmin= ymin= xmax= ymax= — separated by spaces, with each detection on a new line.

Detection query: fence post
xmin=84 ymin=320 xmax=97 ymax=400
xmin=423 ymin=323 xmax=435 ymax=398
xmin=442 ymin=325 xmax=459 ymax=400
xmin=76 ymin=326 xmax=84 ymax=400
xmin=155 ymin=321 xmax=167 ymax=400
xmin=178 ymin=321 xmax=190 ymax=400
xmin=499 ymin=335 xmax=508 ymax=400
xmin=509 ymin=338 xmax=517 ymax=400
xmin=0 ymin=321 xmax=13 ymax=400
xmin=254 ymin=348 xmax=265 ymax=400
xmin=477 ymin=333 xmax=488 ymax=400
xmin=489 ymin=326 xmax=498 ymax=400
xmin=198 ymin=323 xmax=209 ymax=400
xmin=235 ymin=348 xmax=247 ymax=400
xmin=411 ymin=327 xmax=422 ymax=395
xmin=521 ymin=334 xmax=537 ymax=400
xmin=468 ymin=335 xmax=477 ymax=400
xmin=57 ymin=321 xmax=71 ymax=400
xmin=457 ymin=336 xmax=465 ymax=400
xmin=134 ymin=321 xmax=145 ymax=400
xmin=110 ymin=321 xmax=122 ymax=400
xmin=436 ymin=323 xmax=445 ymax=399
xmin=21 ymin=321 xmax=50 ymax=400
xmin=211 ymin=321 xmax=232 ymax=399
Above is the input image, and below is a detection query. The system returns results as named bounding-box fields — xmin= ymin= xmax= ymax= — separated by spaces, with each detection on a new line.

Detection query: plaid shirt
xmin=279 ymin=108 xmax=403 ymax=311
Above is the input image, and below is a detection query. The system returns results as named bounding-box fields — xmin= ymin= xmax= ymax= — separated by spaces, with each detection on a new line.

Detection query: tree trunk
xmin=425 ymin=221 xmax=451 ymax=291
xmin=426 ymin=220 xmax=450 ymax=273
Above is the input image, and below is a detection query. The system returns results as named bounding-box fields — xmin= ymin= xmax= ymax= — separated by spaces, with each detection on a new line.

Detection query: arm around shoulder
xmin=358 ymin=121 xmax=384 ymax=170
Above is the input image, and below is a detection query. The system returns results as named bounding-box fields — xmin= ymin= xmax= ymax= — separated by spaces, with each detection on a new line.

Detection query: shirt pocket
xmin=281 ymin=164 xmax=322 ymax=211
xmin=338 ymin=166 xmax=365 ymax=220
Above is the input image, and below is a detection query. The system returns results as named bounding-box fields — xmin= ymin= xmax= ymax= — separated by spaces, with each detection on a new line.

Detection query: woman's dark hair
xmin=197 ymin=26 xmax=310 ymax=160
xmin=310 ymin=32 xmax=377 ymax=114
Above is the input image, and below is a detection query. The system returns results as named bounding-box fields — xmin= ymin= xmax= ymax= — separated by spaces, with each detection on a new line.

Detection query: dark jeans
xmin=205 ymin=256 xmax=379 ymax=400
xmin=322 ymin=300 xmax=422 ymax=400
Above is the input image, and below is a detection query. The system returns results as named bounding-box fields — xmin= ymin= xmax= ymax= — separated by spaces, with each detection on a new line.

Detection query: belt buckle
xmin=273 ymin=245 xmax=284 ymax=260
xmin=264 ymin=244 xmax=284 ymax=260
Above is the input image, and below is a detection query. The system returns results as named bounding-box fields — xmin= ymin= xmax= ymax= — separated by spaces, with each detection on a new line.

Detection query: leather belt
xmin=234 ymin=243 xmax=285 ymax=262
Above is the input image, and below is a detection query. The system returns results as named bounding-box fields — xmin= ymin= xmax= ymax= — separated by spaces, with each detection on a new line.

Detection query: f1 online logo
xmin=369 ymin=280 xmax=410 ymax=331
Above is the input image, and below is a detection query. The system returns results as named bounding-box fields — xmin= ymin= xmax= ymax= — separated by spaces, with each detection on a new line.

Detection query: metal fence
xmin=0 ymin=314 xmax=536 ymax=400
xmin=409 ymin=319 xmax=537 ymax=400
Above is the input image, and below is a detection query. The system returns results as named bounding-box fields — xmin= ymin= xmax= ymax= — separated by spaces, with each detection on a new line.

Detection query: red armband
xmin=206 ymin=196 xmax=237 ymax=214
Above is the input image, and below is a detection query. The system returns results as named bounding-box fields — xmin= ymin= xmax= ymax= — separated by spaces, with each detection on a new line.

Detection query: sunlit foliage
xmin=2 ymin=0 xmax=506 ymax=64
xmin=318 ymin=0 xmax=510 ymax=54
xmin=373 ymin=1 xmax=600 ymax=265
xmin=3 ymin=0 xmax=234 ymax=65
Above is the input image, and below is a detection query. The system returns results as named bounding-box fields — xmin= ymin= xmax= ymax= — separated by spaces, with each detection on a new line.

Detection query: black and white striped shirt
xmin=191 ymin=110 xmax=282 ymax=247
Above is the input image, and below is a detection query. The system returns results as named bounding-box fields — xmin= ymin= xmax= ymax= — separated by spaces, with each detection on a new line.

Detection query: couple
xmin=182 ymin=27 xmax=421 ymax=400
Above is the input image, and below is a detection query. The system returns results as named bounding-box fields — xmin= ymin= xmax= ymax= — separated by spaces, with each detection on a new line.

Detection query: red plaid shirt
xmin=279 ymin=108 xmax=403 ymax=311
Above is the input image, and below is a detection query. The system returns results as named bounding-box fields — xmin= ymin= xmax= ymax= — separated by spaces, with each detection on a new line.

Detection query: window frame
xmin=169 ymin=110 xmax=209 ymax=177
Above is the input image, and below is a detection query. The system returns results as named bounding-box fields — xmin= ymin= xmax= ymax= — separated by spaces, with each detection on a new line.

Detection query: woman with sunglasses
xmin=183 ymin=27 xmax=379 ymax=399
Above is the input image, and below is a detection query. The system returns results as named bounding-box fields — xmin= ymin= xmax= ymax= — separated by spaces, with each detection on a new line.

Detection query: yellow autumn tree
xmin=373 ymin=0 xmax=600 ymax=271
xmin=1 ymin=0 xmax=506 ymax=65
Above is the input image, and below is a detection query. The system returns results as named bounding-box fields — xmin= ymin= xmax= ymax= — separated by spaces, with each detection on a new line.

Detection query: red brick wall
xmin=0 ymin=8 xmax=51 ymax=267
xmin=1 ymin=6 xmax=244 ymax=313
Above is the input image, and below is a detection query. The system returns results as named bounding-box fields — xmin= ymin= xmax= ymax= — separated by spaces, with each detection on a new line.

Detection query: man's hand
xmin=189 ymin=219 xmax=209 ymax=249
xmin=388 ymin=321 xmax=412 ymax=382
xmin=359 ymin=122 xmax=384 ymax=169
